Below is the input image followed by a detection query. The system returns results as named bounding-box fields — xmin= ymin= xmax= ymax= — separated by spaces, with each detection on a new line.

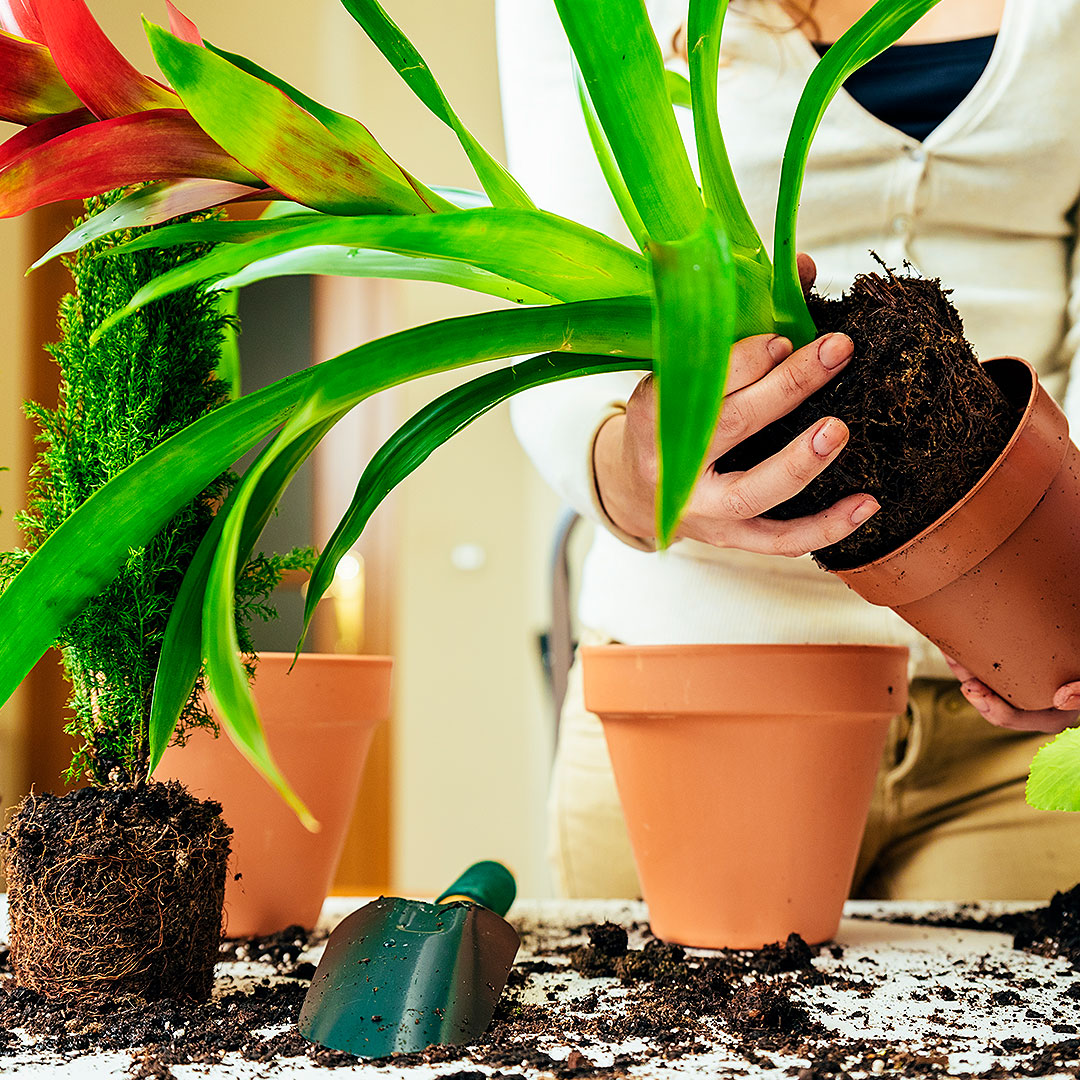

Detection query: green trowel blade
xmin=298 ymin=894 xmax=520 ymax=1058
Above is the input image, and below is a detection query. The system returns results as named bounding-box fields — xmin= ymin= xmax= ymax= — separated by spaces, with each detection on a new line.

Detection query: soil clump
xmin=714 ymin=266 xmax=1020 ymax=570
xmin=3 ymin=781 xmax=230 ymax=1004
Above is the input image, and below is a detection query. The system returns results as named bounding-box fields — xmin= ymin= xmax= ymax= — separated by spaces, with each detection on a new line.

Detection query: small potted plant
xmin=0 ymin=191 xmax=316 ymax=1001
xmin=2 ymin=0 xmax=1078 ymax=956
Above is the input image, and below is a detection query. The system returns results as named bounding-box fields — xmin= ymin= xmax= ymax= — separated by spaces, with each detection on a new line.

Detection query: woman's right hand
xmin=592 ymin=331 xmax=880 ymax=556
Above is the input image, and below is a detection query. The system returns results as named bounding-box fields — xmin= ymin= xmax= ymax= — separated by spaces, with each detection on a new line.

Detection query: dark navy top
xmin=812 ymin=35 xmax=998 ymax=142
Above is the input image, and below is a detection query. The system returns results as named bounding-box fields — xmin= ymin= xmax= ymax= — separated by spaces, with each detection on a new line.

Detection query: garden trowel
xmin=298 ymin=860 xmax=519 ymax=1058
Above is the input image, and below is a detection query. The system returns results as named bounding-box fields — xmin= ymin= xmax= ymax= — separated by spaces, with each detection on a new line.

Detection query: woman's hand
xmin=593 ymin=329 xmax=879 ymax=556
xmin=944 ymin=656 xmax=1080 ymax=734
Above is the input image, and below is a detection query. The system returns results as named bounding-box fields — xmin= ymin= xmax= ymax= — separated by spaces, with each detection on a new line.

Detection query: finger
xmin=723 ymin=333 xmax=795 ymax=395
xmin=706 ymin=415 xmax=854 ymax=520
xmin=710 ymin=332 xmax=854 ymax=459
xmin=1053 ymin=681 xmax=1080 ymax=711
xmin=943 ymin=655 xmax=975 ymax=682
xmin=959 ymin=678 xmax=1079 ymax=733
xmin=797 ymin=252 xmax=817 ymax=294
xmin=686 ymin=492 xmax=878 ymax=555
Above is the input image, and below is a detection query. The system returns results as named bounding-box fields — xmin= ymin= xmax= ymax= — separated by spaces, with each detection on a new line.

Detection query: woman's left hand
xmin=944 ymin=656 xmax=1080 ymax=734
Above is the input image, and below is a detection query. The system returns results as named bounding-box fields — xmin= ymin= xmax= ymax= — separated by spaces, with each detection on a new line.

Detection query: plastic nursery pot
xmin=834 ymin=356 xmax=1080 ymax=711
xmin=582 ymin=643 xmax=908 ymax=950
xmin=160 ymin=653 xmax=392 ymax=938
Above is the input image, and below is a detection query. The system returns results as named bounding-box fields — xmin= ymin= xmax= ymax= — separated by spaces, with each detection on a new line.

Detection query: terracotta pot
xmin=834 ymin=356 xmax=1080 ymax=710
xmin=582 ymin=643 xmax=908 ymax=949
xmin=160 ymin=652 xmax=392 ymax=938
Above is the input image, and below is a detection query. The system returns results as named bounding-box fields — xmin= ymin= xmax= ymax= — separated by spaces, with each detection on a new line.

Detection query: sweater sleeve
xmin=495 ymin=0 xmax=680 ymax=527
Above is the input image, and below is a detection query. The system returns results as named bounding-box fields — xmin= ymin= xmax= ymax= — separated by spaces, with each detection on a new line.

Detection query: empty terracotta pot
xmin=582 ymin=643 xmax=908 ymax=949
xmin=160 ymin=652 xmax=392 ymax=938
xmin=834 ymin=357 xmax=1080 ymax=710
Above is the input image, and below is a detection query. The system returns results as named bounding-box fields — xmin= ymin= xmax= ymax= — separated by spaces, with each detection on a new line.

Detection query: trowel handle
xmin=435 ymin=860 xmax=516 ymax=917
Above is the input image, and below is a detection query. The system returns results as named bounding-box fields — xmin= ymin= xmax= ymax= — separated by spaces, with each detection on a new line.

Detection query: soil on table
xmin=714 ymin=266 xmax=1021 ymax=570
xmin=2 ymin=781 xmax=230 ymax=1004
xmin=3 ymin=886 xmax=1080 ymax=1078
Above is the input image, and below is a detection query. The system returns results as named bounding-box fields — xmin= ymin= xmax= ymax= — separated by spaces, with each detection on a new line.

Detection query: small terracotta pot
xmin=160 ymin=652 xmax=392 ymax=938
xmin=834 ymin=357 xmax=1080 ymax=710
xmin=582 ymin=643 xmax=908 ymax=949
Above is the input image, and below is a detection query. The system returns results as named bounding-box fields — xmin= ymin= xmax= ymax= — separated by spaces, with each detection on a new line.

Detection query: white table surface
xmin=2 ymin=896 xmax=1077 ymax=1078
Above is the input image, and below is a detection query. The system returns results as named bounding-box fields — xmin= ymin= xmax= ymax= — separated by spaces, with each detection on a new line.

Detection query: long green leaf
xmin=29 ymin=179 xmax=269 ymax=270
xmin=94 ymin=210 xmax=650 ymax=336
xmin=553 ymin=0 xmax=704 ymax=241
xmin=144 ymin=20 xmax=435 ymax=216
xmin=200 ymin=38 xmax=458 ymax=217
xmin=214 ymin=246 xmax=558 ymax=306
xmin=575 ymin=67 xmax=648 ymax=251
xmin=686 ymin=0 xmax=763 ymax=255
xmin=650 ymin=211 xmax=737 ymax=545
xmin=1026 ymin=729 xmax=1080 ymax=812
xmin=771 ymin=0 xmax=943 ymax=344
xmin=198 ymin=297 xmax=653 ymax=820
xmin=337 ymin=0 xmax=534 ymax=211
xmin=0 ymin=298 xmax=654 ymax=805
xmin=299 ymin=351 xmax=652 ymax=650
xmin=147 ymin=418 xmax=342 ymax=777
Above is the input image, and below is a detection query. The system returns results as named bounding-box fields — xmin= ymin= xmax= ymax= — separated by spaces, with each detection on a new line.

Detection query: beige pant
xmin=549 ymin=637 xmax=1080 ymax=901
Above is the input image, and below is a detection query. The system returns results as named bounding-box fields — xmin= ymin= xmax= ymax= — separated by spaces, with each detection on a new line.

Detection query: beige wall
xmin=2 ymin=2 xmax=561 ymax=895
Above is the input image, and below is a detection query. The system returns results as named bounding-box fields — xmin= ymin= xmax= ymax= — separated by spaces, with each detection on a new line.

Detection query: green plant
xmin=14 ymin=0 xmax=1075 ymax=823
xmin=0 ymin=189 xmax=312 ymax=785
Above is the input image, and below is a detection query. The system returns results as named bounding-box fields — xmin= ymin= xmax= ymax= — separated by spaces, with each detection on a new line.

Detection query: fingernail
xmin=811 ymin=417 xmax=845 ymax=456
xmin=962 ymin=680 xmax=987 ymax=704
xmin=1055 ymin=690 xmax=1080 ymax=711
xmin=820 ymin=333 xmax=854 ymax=370
xmin=768 ymin=335 xmax=793 ymax=362
xmin=849 ymin=497 xmax=879 ymax=525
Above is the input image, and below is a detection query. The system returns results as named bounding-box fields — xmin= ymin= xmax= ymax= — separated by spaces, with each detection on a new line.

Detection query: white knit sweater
xmin=496 ymin=0 xmax=1080 ymax=675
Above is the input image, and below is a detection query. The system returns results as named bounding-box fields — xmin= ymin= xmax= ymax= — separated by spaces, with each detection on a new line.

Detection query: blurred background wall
xmin=0 ymin=0 xmax=573 ymax=898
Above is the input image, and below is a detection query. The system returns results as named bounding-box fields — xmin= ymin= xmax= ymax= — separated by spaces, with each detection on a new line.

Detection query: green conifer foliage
xmin=0 ymin=192 xmax=313 ymax=786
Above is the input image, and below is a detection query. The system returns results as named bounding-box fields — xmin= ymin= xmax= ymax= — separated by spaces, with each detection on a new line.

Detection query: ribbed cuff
xmin=587 ymin=404 xmax=658 ymax=553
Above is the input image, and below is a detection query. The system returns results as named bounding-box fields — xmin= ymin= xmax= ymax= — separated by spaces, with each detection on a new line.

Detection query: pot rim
xmin=834 ymin=356 xmax=1070 ymax=606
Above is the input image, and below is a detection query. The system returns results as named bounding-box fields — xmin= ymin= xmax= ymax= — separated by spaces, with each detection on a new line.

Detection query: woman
xmin=495 ymin=0 xmax=1080 ymax=900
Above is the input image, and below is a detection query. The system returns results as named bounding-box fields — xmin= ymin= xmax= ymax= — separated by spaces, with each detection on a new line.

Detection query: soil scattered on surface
xmin=2 ymin=887 xmax=1080 ymax=1077
xmin=714 ymin=265 xmax=1020 ymax=570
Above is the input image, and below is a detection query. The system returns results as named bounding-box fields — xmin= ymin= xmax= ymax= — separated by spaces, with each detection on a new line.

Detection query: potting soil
xmin=714 ymin=265 xmax=1020 ymax=570
xmin=2 ymin=888 xmax=1080 ymax=1078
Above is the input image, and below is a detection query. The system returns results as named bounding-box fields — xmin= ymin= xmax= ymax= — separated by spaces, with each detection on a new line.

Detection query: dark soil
xmin=2 ymin=781 xmax=230 ymax=1004
xmin=714 ymin=266 xmax=1020 ymax=570
xmin=2 ymin=887 xmax=1079 ymax=1077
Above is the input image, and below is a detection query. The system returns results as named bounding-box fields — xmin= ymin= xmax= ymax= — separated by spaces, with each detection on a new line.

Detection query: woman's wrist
xmin=590 ymin=409 xmax=658 ymax=552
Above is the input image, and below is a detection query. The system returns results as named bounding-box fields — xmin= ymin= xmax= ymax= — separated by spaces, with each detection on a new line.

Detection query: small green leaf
xmin=1026 ymin=728 xmax=1080 ymax=812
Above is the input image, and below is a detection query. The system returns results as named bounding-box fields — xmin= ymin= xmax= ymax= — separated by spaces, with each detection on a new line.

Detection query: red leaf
xmin=165 ymin=1 xmax=201 ymax=46
xmin=0 ymin=0 xmax=45 ymax=42
xmin=35 ymin=0 xmax=176 ymax=118
xmin=0 ymin=27 xmax=81 ymax=122
xmin=0 ymin=104 xmax=92 ymax=170
xmin=0 ymin=108 xmax=259 ymax=217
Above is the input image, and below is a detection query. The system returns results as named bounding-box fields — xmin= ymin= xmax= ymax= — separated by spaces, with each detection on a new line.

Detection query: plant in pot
xmin=0 ymin=191 xmax=319 ymax=1002
xmin=1 ymin=0 xmax=1078 ymax=952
